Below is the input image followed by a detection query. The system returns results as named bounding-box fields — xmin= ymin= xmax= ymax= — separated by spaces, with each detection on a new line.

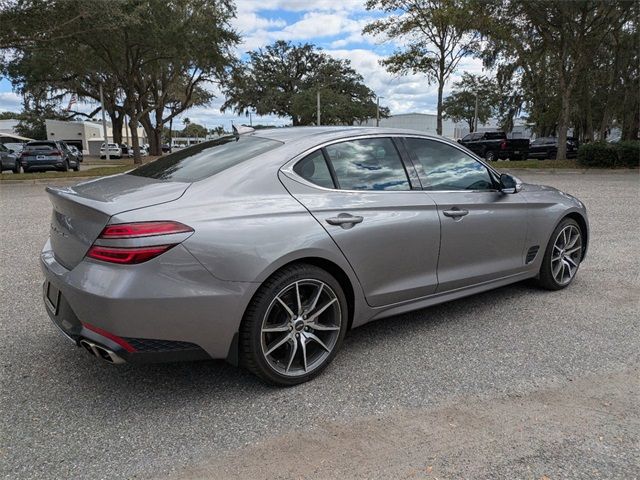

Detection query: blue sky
xmin=0 ymin=0 xmax=485 ymax=129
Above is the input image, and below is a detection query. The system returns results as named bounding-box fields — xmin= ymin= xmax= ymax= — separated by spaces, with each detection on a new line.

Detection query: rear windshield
xmin=484 ymin=132 xmax=506 ymax=140
xmin=128 ymin=135 xmax=283 ymax=182
xmin=25 ymin=142 xmax=56 ymax=150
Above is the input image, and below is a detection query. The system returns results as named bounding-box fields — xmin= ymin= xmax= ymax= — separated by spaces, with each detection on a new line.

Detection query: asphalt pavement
xmin=0 ymin=170 xmax=638 ymax=479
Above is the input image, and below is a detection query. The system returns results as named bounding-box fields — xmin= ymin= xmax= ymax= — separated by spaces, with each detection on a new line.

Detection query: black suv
xmin=20 ymin=141 xmax=81 ymax=172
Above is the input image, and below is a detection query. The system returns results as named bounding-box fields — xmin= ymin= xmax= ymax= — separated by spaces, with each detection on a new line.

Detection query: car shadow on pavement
xmin=58 ymin=280 xmax=542 ymax=401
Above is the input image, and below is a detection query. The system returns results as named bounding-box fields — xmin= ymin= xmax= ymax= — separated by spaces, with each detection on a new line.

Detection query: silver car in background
xmin=41 ymin=127 xmax=589 ymax=385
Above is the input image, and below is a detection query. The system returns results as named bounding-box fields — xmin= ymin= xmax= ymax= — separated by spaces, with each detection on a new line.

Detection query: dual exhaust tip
xmin=80 ymin=339 xmax=126 ymax=364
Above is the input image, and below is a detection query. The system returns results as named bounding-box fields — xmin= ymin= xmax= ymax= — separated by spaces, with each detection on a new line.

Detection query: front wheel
xmin=240 ymin=264 xmax=348 ymax=386
xmin=536 ymin=218 xmax=583 ymax=290
xmin=13 ymin=162 xmax=20 ymax=173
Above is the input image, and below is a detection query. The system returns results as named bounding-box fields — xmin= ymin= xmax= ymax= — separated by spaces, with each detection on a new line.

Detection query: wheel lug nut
xmin=295 ymin=333 xmax=300 ymax=338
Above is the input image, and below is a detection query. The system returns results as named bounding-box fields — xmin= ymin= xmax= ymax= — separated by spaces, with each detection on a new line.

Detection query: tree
xmin=363 ymin=0 xmax=480 ymax=135
xmin=222 ymin=41 xmax=384 ymax=126
xmin=442 ymin=74 xmax=498 ymax=132
xmin=478 ymin=0 xmax=632 ymax=158
xmin=1 ymin=0 xmax=239 ymax=162
xmin=182 ymin=122 xmax=208 ymax=138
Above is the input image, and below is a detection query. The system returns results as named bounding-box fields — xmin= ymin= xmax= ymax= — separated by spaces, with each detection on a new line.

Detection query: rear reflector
xmin=99 ymin=221 xmax=193 ymax=239
xmin=82 ymin=322 xmax=137 ymax=352
xmin=87 ymin=244 xmax=174 ymax=264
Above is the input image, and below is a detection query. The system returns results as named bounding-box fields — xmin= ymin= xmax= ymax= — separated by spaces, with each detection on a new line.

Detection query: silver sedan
xmin=41 ymin=127 xmax=588 ymax=385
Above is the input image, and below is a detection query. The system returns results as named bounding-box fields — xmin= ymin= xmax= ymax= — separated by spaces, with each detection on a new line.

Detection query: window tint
xmin=324 ymin=138 xmax=410 ymax=191
xmin=129 ymin=135 xmax=283 ymax=182
xmin=484 ymin=132 xmax=506 ymax=140
xmin=461 ymin=134 xmax=472 ymax=141
xmin=531 ymin=138 xmax=544 ymax=145
xmin=404 ymin=138 xmax=494 ymax=191
xmin=293 ymin=150 xmax=334 ymax=188
xmin=25 ymin=142 xmax=56 ymax=150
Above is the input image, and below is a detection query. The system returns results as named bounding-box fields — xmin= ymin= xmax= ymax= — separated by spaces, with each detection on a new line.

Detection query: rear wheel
xmin=240 ymin=264 xmax=348 ymax=386
xmin=61 ymin=160 xmax=69 ymax=172
xmin=72 ymin=162 xmax=79 ymax=172
xmin=12 ymin=162 xmax=20 ymax=173
xmin=537 ymin=218 xmax=583 ymax=290
xmin=484 ymin=150 xmax=496 ymax=161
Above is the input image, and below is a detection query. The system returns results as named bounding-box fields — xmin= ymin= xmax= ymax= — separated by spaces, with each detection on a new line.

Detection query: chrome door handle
xmin=443 ymin=208 xmax=469 ymax=218
xmin=325 ymin=214 xmax=364 ymax=226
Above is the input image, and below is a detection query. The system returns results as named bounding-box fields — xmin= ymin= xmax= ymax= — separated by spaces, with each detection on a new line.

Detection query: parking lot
xmin=0 ymin=170 xmax=638 ymax=479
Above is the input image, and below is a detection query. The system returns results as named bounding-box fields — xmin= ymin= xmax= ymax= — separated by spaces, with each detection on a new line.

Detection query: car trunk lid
xmin=46 ymin=174 xmax=190 ymax=269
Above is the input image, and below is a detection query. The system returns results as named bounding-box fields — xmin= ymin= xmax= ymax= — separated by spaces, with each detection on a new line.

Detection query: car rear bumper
xmin=22 ymin=158 xmax=67 ymax=169
xmin=40 ymin=239 xmax=258 ymax=364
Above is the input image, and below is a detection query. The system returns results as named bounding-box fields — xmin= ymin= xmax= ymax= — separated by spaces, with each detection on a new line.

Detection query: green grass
xmin=493 ymin=159 xmax=580 ymax=169
xmin=0 ymin=165 xmax=131 ymax=181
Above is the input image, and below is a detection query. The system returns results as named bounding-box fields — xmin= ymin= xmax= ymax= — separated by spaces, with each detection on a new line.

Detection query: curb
xmin=0 ymin=176 xmax=98 ymax=185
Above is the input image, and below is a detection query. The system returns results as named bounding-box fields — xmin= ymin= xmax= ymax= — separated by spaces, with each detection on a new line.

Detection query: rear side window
xmin=404 ymin=137 xmax=494 ymax=191
xmin=129 ymin=135 xmax=283 ymax=182
xmin=324 ymin=138 xmax=410 ymax=191
xmin=293 ymin=150 xmax=335 ymax=188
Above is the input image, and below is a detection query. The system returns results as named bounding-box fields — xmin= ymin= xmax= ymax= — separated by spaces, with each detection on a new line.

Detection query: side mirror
xmin=499 ymin=173 xmax=522 ymax=194
xmin=457 ymin=139 xmax=462 ymax=144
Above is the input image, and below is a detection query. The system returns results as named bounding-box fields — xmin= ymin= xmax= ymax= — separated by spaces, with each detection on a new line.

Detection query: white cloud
xmin=0 ymin=92 xmax=22 ymax=113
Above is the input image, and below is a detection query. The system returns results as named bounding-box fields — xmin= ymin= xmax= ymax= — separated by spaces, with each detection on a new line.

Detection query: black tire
xmin=484 ymin=150 xmax=496 ymax=161
xmin=72 ymin=163 xmax=80 ymax=172
xmin=536 ymin=217 xmax=583 ymax=291
xmin=240 ymin=263 xmax=348 ymax=386
xmin=13 ymin=162 xmax=20 ymax=174
xmin=61 ymin=160 xmax=69 ymax=172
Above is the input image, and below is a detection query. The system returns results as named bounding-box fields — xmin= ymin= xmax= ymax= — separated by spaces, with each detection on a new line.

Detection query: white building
xmin=45 ymin=119 xmax=147 ymax=155
xmin=358 ymin=112 xmax=532 ymax=139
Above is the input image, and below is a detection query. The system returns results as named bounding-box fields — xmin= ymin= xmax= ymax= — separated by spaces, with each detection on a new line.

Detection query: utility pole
xmin=376 ymin=96 xmax=384 ymax=127
xmin=99 ymin=84 xmax=110 ymax=161
xmin=473 ymin=92 xmax=479 ymax=133
xmin=316 ymin=90 xmax=321 ymax=126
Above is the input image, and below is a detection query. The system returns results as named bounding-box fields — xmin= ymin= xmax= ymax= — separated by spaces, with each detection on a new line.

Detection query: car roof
xmin=247 ymin=126 xmax=444 ymax=144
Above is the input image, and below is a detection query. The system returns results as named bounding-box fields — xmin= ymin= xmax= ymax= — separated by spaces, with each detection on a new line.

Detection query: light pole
xmin=316 ymin=90 xmax=321 ymax=126
xmin=376 ymin=96 xmax=384 ymax=127
xmin=473 ymin=91 xmax=479 ymax=133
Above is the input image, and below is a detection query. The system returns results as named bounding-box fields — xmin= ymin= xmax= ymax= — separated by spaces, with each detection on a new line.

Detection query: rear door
xmin=280 ymin=136 xmax=441 ymax=307
xmin=402 ymin=136 xmax=529 ymax=292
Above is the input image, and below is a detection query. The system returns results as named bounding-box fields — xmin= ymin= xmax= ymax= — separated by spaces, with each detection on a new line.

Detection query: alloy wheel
xmin=551 ymin=224 xmax=582 ymax=285
xmin=260 ymin=279 xmax=341 ymax=377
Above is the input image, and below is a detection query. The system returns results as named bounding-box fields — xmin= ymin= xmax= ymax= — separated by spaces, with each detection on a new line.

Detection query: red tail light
xmin=50 ymin=150 xmax=62 ymax=156
xmin=100 ymin=221 xmax=192 ymax=238
xmin=87 ymin=221 xmax=193 ymax=264
xmin=500 ymin=140 xmax=507 ymax=150
xmin=87 ymin=245 xmax=173 ymax=264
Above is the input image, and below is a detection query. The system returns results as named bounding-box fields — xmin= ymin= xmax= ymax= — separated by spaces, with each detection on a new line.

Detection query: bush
xmin=613 ymin=141 xmax=640 ymax=168
xmin=577 ymin=142 xmax=617 ymax=167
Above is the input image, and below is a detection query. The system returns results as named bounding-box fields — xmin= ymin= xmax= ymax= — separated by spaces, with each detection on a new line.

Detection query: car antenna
xmin=232 ymin=124 xmax=255 ymax=140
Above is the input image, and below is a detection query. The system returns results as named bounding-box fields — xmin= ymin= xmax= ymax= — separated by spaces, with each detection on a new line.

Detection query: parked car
xmin=529 ymin=137 xmax=579 ymax=159
xmin=0 ymin=143 xmax=20 ymax=173
xmin=41 ymin=127 xmax=588 ymax=386
xmin=126 ymin=145 xmax=148 ymax=157
xmin=458 ymin=131 xmax=530 ymax=161
xmin=69 ymin=145 xmax=83 ymax=163
xmin=100 ymin=143 xmax=123 ymax=159
xmin=161 ymin=144 xmax=171 ymax=153
xmin=21 ymin=140 xmax=80 ymax=172
xmin=120 ymin=144 xmax=130 ymax=156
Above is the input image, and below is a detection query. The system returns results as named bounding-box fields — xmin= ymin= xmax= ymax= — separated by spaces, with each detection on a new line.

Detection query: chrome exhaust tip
xmin=79 ymin=339 xmax=126 ymax=364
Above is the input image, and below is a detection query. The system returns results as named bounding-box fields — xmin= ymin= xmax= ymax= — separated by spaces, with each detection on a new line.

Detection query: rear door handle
xmin=443 ymin=208 xmax=469 ymax=218
xmin=325 ymin=214 xmax=364 ymax=226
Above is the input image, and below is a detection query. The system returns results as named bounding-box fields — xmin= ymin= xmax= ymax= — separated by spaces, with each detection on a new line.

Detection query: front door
xmin=281 ymin=137 xmax=441 ymax=307
xmin=402 ymin=136 xmax=529 ymax=292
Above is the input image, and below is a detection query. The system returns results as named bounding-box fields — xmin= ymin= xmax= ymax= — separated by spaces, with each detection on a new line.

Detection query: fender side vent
xmin=526 ymin=246 xmax=540 ymax=264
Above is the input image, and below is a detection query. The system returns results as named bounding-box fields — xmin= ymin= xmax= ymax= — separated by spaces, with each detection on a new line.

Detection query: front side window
xmin=293 ymin=150 xmax=335 ymax=189
xmin=404 ymin=137 xmax=494 ymax=191
xmin=129 ymin=135 xmax=283 ymax=182
xmin=324 ymin=138 xmax=410 ymax=191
